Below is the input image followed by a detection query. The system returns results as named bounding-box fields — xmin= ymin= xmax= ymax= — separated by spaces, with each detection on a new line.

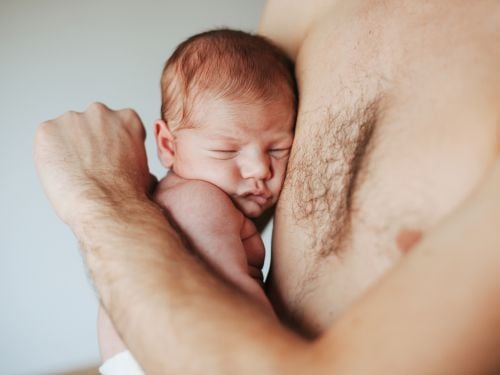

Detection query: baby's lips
xmin=246 ymin=194 xmax=270 ymax=205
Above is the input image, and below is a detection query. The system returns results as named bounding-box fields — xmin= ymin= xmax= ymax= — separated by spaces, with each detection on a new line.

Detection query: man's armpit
xmin=283 ymin=98 xmax=381 ymax=257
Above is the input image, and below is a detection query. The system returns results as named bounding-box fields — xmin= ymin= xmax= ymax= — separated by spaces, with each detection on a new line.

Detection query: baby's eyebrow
xmin=268 ymin=134 xmax=294 ymax=145
xmin=204 ymin=133 xmax=240 ymax=142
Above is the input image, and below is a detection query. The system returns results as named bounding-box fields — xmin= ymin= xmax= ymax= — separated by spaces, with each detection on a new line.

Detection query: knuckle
xmin=121 ymin=107 xmax=139 ymax=122
xmin=121 ymin=108 xmax=145 ymax=137
xmin=35 ymin=120 xmax=52 ymax=138
xmin=34 ymin=120 xmax=56 ymax=149
xmin=38 ymin=119 xmax=53 ymax=131
xmin=87 ymin=101 xmax=109 ymax=113
xmin=62 ymin=110 xmax=79 ymax=119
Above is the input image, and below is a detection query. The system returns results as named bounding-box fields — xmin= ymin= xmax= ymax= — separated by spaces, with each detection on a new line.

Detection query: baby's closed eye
xmin=268 ymin=148 xmax=290 ymax=158
xmin=208 ymin=149 xmax=239 ymax=159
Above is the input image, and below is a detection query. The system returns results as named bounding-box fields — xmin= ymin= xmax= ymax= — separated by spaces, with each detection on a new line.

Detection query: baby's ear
xmin=154 ymin=120 xmax=176 ymax=168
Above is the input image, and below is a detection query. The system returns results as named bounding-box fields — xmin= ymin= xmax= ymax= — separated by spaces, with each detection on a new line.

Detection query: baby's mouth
xmin=243 ymin=193 xmax=271 ymax=205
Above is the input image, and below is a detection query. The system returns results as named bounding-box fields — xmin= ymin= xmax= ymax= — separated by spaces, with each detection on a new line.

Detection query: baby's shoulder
xmin=154 ymin=177 xmax=244 ymax=232
xmin=155 ymin=177 xmax=233 ymax=209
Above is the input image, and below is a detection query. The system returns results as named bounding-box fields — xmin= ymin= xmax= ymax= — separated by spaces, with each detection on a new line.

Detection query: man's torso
xmin=262 ymin=0 xmax=500 ymax=336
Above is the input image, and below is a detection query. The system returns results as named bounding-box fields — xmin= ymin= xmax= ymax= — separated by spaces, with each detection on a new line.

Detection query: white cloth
xmin=99 ymin=350 xmax=145 ymax=375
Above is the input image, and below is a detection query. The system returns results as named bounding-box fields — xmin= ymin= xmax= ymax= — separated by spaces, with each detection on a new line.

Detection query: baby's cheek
xmin=219 ymin=167 xmax=241 ymax=190
xmin=275 ymin=161 xmax=288 ymax=180
xmin=277 ymin=164 xmax=286 ymax=177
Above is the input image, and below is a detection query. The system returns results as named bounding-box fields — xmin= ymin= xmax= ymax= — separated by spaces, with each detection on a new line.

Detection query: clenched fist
xmin=34 ymin=102 xmax=156 ymax=226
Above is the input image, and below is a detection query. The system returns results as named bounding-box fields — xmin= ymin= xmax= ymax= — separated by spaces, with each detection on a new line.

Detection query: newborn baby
xmin=98 ymin=28 xmax=297 ymax=374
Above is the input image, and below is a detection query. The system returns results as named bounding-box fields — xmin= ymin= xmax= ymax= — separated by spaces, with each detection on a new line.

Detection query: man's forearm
xmin=34 ymin=105 xmax=308 ymax=374
xmin=74 ymin=195 xmax=307 ymax=374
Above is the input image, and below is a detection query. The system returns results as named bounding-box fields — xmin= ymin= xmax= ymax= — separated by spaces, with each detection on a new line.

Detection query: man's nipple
xmin=396 ymin=228 xmax=422 ymax=253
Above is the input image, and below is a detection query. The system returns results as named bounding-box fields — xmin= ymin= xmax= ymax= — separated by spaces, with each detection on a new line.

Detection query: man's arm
xmin=34 ymin=103 xmax=308 ymax=374
xmin=258 ymin=0 xmax=328 ymax=59
xmin=34 ymin=103 xmax=500 ymax=374
xmin=320 ymin=158 xmax=500 ymax=374
xmin=78 ymin=191 xmax=303 ymax=374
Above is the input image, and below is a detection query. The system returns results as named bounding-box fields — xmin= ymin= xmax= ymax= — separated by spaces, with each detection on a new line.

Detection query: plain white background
xmin=0 ymin=1 xmax=268 ymax=373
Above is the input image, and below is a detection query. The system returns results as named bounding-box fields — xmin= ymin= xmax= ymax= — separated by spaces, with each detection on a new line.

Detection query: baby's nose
xmin=241 ymin=153 xmax=272 ymax=180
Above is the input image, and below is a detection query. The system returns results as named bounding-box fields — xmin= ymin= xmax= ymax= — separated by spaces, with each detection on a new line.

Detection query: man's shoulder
xmin=258 ymin=0 xmax=326 ymax=59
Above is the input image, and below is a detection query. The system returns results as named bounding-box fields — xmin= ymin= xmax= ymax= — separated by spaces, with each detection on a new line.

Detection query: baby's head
xmin=155 ymin=29 xmax=297 ymax=217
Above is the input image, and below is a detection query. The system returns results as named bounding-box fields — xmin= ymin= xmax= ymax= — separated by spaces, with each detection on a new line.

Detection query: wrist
xmin=67 ymin=177 xmax=152 ymax=231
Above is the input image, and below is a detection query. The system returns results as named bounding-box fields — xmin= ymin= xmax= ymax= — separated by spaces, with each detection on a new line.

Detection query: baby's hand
xmin=241 ymin=219 xmax=266 ymax=284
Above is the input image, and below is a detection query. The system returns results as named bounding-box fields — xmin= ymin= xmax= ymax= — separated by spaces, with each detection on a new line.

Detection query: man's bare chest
xmin=288 ymin=0 xmax=499 ymax=256
xmin=270 ymin=0 xmax=500 ymax=336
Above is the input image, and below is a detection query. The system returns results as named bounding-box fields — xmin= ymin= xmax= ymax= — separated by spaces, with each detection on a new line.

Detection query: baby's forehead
xmin=192 ymin=94 xmax=293 ymax=125
xmin=184 ymin=113 xmax=294 ymax=147
xmin=194 ymin=91 xmax=294 ymax=115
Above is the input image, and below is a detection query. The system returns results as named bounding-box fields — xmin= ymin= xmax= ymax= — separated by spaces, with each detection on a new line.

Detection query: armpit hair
xmin=285 ymin=97 xmax=382 ymax=257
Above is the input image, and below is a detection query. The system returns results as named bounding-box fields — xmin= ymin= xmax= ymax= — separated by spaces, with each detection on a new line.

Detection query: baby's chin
xmin=243 ymin=207 xmax=263 ymax=218
xmin=236 ymin=204 xmax=260 ymax=218
xmin=234 ymin=200 xmax=266 ymax=218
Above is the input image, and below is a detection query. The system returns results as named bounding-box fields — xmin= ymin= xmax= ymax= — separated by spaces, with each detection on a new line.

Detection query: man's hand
xmin=34 ymin=102 xmax=153 ymax=226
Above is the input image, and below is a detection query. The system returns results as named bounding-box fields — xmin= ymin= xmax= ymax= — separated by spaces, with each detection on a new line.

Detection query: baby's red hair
xmin=160 ymin=29 xmax=297 ymax=130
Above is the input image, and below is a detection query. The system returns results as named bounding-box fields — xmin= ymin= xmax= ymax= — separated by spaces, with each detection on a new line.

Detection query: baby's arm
xmin=154 ymin=179 xmax=274 ymax=313
xmin=241 ymin=218 xmax=266 ymax=284
xmin=97 ymin=178 xmax=274 ymax=367
xmin=98 ymin=306 xmax=127 ymax=362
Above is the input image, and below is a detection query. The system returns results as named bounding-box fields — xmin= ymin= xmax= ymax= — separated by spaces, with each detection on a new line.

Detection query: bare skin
xmin=262 ymin=0 xmax=500 ymax=336
xmin=99 ymin=174 xmax=274 ymax=361
xmin=34 ymin=0 xmax=500 ymax=374
xmin=100 ymin=95 xmax=293 ymax=365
